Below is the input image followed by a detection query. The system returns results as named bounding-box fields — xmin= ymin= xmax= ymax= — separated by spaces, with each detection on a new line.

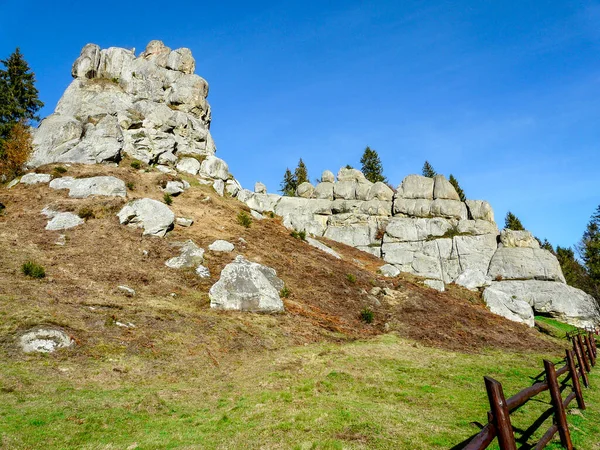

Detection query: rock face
xmin=117 ymin=198 xmax=174 ymax=237
xmin=209 ymin=256 xmax=285 ymax=312
xmin=29 ymin=40 xmax=215 ymax=168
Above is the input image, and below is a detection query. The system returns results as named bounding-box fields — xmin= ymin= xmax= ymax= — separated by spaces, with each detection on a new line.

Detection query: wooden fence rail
xmin=461 ymin=330 xmax=598 ymax=450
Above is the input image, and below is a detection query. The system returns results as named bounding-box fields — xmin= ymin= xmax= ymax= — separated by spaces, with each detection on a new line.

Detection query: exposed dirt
xmin=0 ymin=163 xmax=565 ymax=361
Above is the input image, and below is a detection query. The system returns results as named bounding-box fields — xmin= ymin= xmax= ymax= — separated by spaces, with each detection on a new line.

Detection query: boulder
xmin=393 ymin=198 xmax=468 ymax=220
xmin=314 ymin=182 xmax=334 ymax=200
xmin=165 ymin=240 xmax=205 ymax=269
xmin=163 ymin=180 xmax=185 ymax=196
xmin=337 ymin=167 xmax=367 ymax=182
xmin=433 ymin=175 xmax=460 ymax=201
xmin=176 ymin=157 xmax=201 ymax=175
xmin=225 ymin=179 xmax=242 ymax=197
xmin=117 ymin=198 xmax=174 ymax=237
xmin=466 ymin=200 xmax=495 ymax=222
xmin=49 ymin=176 xmax=126 ymax=198
xmin=200 ymin=155 xmax=230 ymax=180
xmin=454 ymin=269 xmax=492 ymax=291
xmin=306 ymin=237 xmax=341 ymax=259
xmin=425 ymin=279 xmax=445 ymax=292
xmin=20 ymin=173 xmax=52 ymax=185
xmin=355 ymin=181 xmax=373 ymax=201
xmin=484 ymin=281 xmax=599 ymax=328
xmin=209 ymin=255 xmax=285 ymax=312
xmin=488 ymin=247 xmax=566 ymax=282
xmin=238 ymin=190 xmax=281 ymax=214
xmin=324 ymin=214 xmax=381 ymax=248
xmin=321 ymin=170 xmax=335 ymax=183
xmin=483 ymin=287 xmax=535 ymax=327
xmin=45 ymin=212 xmax=85 ymax=231
xmin=18 ymin=328 xmax=74 ymax=353
xmin=379 ymin=264 xmax=400 ymax=277
xmin=176 ymin=217 xmax=194 ymax=227
xmin=457 ymin=219 xmax=499 ymax=236
xmin=384 ymin=217 xmax=453 ymax=243
xmin=500 ymin=229 xmax=540 ymax=248
xmin=254 ymin=182 xmax=267 ymax=194
xmin=396 ymin=175 xmax=434 ymax=199
xmin=367 ymin=182 xmax=394 ymax=201
xmin=196 ymin=265 xmax=210 ymax=278
xmin=333 ymin=180 xmax=356 ymax=200
xmin=118 ymin=285 xmax=136 ymax=296
xmin=296 ymin=182 xmax=315 ymax=198
xmin=213 ymin=179 xmax=225 ymax=196
xmin=208 ymin=239 xmax=235 ymax=252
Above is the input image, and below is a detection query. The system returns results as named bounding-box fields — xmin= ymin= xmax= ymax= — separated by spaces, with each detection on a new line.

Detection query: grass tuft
xmin=236 ymin=211 xmax=252 ymax=228
xmin=346 ymin=273 xmax=357 ymax=284
xmin=163 ymin=193 xmax=173 ymax=206
xmin=21 ymin=261 xmax=46 ymax=279
xmin=77 ymin=207 xmax=95 ymax=220
xmin=360 ymin=307 xmax=374 ymax=323
xmin=290 ymin=230 xmax=307 ymax=241
xmin=130 ymin=160 xmax=141 ymax=170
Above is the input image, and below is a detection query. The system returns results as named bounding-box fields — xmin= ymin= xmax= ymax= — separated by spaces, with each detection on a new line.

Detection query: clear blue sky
xmin=1 ymin=1 xmax=599 ymax=249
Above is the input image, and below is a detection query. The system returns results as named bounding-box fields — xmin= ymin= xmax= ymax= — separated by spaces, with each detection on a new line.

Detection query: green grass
xmin=20 ymin=261 xmax=46 ymax=279
xmin=535 ymin=315 xmax=578 ymax=339
xmin=1 ymin=334 xmax=597 ymax=449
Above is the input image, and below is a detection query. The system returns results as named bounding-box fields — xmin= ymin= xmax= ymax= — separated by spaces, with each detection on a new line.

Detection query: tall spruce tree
xmin=0 ymin=48 xmax=43 ymax=142
xmin=504 ymin=211 xmax=525 ymax=231
xmin=294 ymin=158 xmax=308 ymax=186
xmin=448 ymin=174 xmax=466 ymax=201
xmin=280 ymin=168 xmax=296 ymax=196
xmin=578 ymin=205 xmax=600 ymax=297
xmin=422 ymin=161 xmax=436 ymax=178
xmin=556 ymin=246 xmax=594 ymax=295
xmin=360 ymin=146 xmax=386 ymax=183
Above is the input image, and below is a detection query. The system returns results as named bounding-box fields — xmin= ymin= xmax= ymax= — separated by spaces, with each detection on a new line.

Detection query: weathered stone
xmin=176 ymin=157 xmax=201 ymax=175
xmin=176 ymin=217 xmax=194 ymax=227
xmin=225 ymin=179 xmax=242 ymax=197
xmin=457 ymin=219 xmax=499 ymax=236
xmin=254 ymin=182 xmax=266 ymax=194
xmin=306 ymin=237 xmax=341 ymax=259
xmin=238 ymin=190 xmax=281 ymax=213
xmin=379 ymin=264 xmax=400 ymax=277
xmin=250 ymin=210 xmax=265 ymax=220
xmin=209 ymin=255 xmax=284 ymax=312
xmin=118 ymin=285 xmax=135 ymax=296
xmin=165 ymin=240 xmax=205 ymax=268
xmin=454 ymin=269 xmax=492 ymax=291
xmin=384 ymin=217 xmax=453 ymax=243
xmin=117 ymin=198 xmax=174 ymax=237
xmin=6 ymin=178 xmax=19 ymax=189
xmin=359 ymin=200 xmax=392 ymax=216
xmin=488 ymin=247 xmax=566 ymax=282
xmin=314 ymin=182 xmax=334 ymax=200
xmin=324 ymin=214 xmax=381 ymax=247
xmin=333 ymin=181 xmax=356 ymax=200
xmin=200 ymin=155 xmax=230 ymax=180
xmin=213 ymin=179 xmax=225 ymax=196
xmin=485 ymin=280 xmax=599 ymax=328
xmin=367 ymin=182 xmax=394 ymax=201
xmin=337 ymin=167 xmax=367 ymax=182
xmin=20 ymin=173 xmax=52 ymax=185
xmin=466 ymin=200 xmax=495 ymax=222
xmin=49 ymin=176 xmax=126 ymax=198
xmin=321 ymin=170 xmax=335 ymax=183
xmin=425 ymin=279 xmax=445 ymax=292
xmin=396 ymin=175 xmax=434 ymax=199
xmin=163 ymin=180 xmax=185 ymax=196
xmin=433 ymin=175 xmax=460 ymax=200
xmin=296 ymin=182 xmax=315 ymax=198
xmin=454 ymin=234 xmax=498 ymax=275
xmin=483 ymin=286 xmax=535 ymax=327
xmin=45 ymin=212 xmax=85 ymax=231
xmin=500 ymin=229 xmax=540 ymax=248
xmin=18 ymin=328 xmax=74 ymax=353
xmin=196 ymin=265 xmax=210 ymax=278
xmin=208 ymin=239 xmax=234 ymax=252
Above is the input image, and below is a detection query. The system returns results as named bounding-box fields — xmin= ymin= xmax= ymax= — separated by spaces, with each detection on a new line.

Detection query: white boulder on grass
xmin=18 ymin=328 xmax=74 ymax=353
xmin=306 ymin=237 xmax=342 ymax=259
xmin=176 ymin=157 xmax=201 ymax=175
xmin=454 ymin=269 xmax=492 ymax=291
xmin=20 ymin=173 xmax=52 ymax=185
xmin=45 ymin=212 xmax=85 ymax=231
xmin=209 ymin=255 xmax=285 ymax=312
xmin=208 ymin=240 xmax=234 ymax=252
xmin=483 ymin=286 xmax=536 ymax=327
xmin=117 ymin=198 xmax=174 ymax=237
xmin=424 ymin=279 xmax=445 ymax=292
xmin=379 ymin=264 xmax=400 ymax=277
xmin=49 ymin=176 xmax=126 ymax=198
xmin=165 ymin=240 xmax=205 ymax=269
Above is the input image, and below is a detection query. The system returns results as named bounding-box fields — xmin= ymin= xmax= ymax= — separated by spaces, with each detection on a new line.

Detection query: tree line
xmin=0 ymin=48 xmax=43 ymax=180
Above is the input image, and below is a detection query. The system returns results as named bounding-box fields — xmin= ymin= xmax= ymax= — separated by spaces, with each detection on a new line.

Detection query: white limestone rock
xmin=500 ymin=229 xmax=540 ymax=248
xmin=163 ymin=180 xmax=185 ymax=196
xmin=379 ymin=264 xmax=400 ymax=277
xmin=333 ymin=181 xmax=357 ymax=200
xmin=20 ymin=173 xmax=52 ymax=185
xmin=49 ymin=176 xmax=126 ymax=198
xmin=393 ymin=198 xmax=468 ymax=220
xmin=314 ymin=182 xmax=334 ymax=200
xmin=396 ymin=175 xmax=434 ymax=199
xmin=433 ymin=175 xmax=460 ymax=201
xmin=296 ymin=182 xmax=315 ymax=198
xmin=117 ymin=198 xmax=174 ymax=237
xmin=254 ymin=182 xmax=267 ymax=194
xmin=306 ymin=237 xmax=341 ymax=259
xmin=488 ymin=247 xmax=566 ymax=283
xmin=454 ymin=269 xmax=492 ymax=291
xmin=18 ymin=328 xmax=74 ymax=353
xmin=176 ymin=217 xmax=194 ymax=227
xmin=321 ymin=170 xmax=335 ymax=183
xmin=196 ymin=265 xmax=210 ymax=278
xmin=337 ymin=167 xmax=367 ymax=182
xmin=483 ymin=287 xmax=535 ymax=327
xmin=45 ymin=212 xmax=85 ymax=231
xmin=384 ymin=217 xmax=454 ymax=243
xmin=165 ymin=240 xmax=205 ymax=269
xmin=209 ymin=255 xmax=285 ymax=312
xmin=176 ymin=157 xmax=201 ymax=175
xmin=208 ymin=239 xmax=234 ymax=252
xmin=200 ymin=155 xmax=230 ymax=180
xmin=367 ymin=182 xmax=394 ymax=201
xmin=225 ymin=179 xmax=242 ymax=197
xmin=425 ymin=279 xmax=445 ymax=292
xmin=466 ymin=200 xmax=495 ymax=222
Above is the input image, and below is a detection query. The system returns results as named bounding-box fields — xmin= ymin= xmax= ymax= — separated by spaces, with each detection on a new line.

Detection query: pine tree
xmin=448 ymin=174 xmax=466 ymax=202
xmin=360 ymin=146 xmax=386 ymax=183
xmin=280 ymin=168 xmax=296 ymax=196
xmin=556 ymin=246 xmax=594 ymax=295
xmin=0 ymin=48 xmax=43 ymax=142
xmin=504 ymin=211 xmax=525 ymax=231
xmin=294 ymin=158 xmax=308 ymax=186
xmin=422 ymin=161 xmax=436 ymax=178
xmin=578 ymin=205 xmax=600 ymax=296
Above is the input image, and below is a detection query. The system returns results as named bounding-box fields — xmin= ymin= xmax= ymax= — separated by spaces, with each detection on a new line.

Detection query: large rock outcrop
xmin=29 ymin=41 xmax=215 ymax=168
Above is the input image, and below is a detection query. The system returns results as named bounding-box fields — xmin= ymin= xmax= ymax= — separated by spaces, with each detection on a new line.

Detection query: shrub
xmin=163 ymin=193 xmax=173 ymax=205
xmin=268 ymin=211 xmax=275 ymax=219
xmin=0 ymin=122 xmax=32 ymax=180
xmin=346 ymin=273 xmax=357 ymax=283
xmin=78 ymin=207 xmax=95 ymax=220
xmin=360 ymin=307 xmax=374 ymax=323
xmin=126 ymin=182 xmax=135 ymax=190
xmin=290 ymin=230 xmax=307 ymax=241
xmin=280 ymin=286 xmax=290 ymax=298
xmin=130 ymin=160 xmax=141 ymax=170
xmin=53 ymin=166 xmax=67 ymax=175
xmin=22 ymin=261 xmax=45 ymax=279
xmin=237 ymin=211 xmax=252 ymax=228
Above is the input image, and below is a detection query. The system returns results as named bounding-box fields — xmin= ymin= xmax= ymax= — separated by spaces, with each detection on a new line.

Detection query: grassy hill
xmin=0 ymin=163 xmax=597 ymax=449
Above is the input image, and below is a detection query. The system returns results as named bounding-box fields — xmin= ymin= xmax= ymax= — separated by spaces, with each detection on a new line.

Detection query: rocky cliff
xmin=26 ymin=41 xmax=600 ymax=330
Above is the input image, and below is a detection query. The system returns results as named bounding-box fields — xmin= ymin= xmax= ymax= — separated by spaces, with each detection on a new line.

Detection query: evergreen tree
xmin=0 ymin=48 xmax=43 ymax=142
xmin=345 ymin=164 xmax=353 ymax=169
xmin=422 ymin=161 xmax=436 ymax=178
xmin=294 ymin=158 xmax=308 ymax=186
xmin=448 ymin=174 xmax=466 ymax=202
xmin=578 ymin=205 xmax=600 ymax=296
xmin=280 ymin=168 xmax=296 ymax=196
xmin=360 ymin=146 xmax=386 ymax=183
xmin=556 ymin=246 xmax=594 ymax=295
xmin=539 ymin=238 xmax=554 ymax=252
xmin=504 ymin=211 xmax=525 ymax=231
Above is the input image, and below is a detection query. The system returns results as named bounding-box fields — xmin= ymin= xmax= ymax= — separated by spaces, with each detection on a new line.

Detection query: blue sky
xmin=1 ymin=1 xmax=599 ymax=248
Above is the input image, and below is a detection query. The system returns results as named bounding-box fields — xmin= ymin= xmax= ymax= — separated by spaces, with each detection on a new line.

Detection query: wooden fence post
xmin=544 ymin=360 xmax=573 ymax=450
xmin=566 ymin=349 xmax=586 ymax=410
xmin=584 ymin=335 xmax=596 ymax=367
xmin=577 ymin=335 xmax=592 ymax=373
xmin=573 ymin=338 xmax=590 ymax=388
xmin=484 ymin=377 xmax=517 ymax=450
xmin=590 ymin=331 xmax=597 ymax=356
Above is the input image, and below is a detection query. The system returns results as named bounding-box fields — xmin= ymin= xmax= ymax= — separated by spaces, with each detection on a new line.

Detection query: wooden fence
xmin=461 ymin=330 xmax=598 ymax=450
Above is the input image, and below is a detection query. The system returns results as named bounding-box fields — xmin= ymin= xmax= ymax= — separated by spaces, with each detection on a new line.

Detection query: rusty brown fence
xmin=461 ymin=330 xmax=598 ymax=450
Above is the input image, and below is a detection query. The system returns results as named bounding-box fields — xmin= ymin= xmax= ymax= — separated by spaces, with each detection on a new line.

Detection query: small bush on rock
xmin=130 ymin=160 xmax=141 ymax=170
xmin=163 ymin=193 xmax=173 ymax=205
xmin=237 ymin=211 xmax=252 ymax=228
xmin=22 ymin=261 xmax=45 ymax=279
xmin=360 ymin=307 xmax=374 ymax=323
